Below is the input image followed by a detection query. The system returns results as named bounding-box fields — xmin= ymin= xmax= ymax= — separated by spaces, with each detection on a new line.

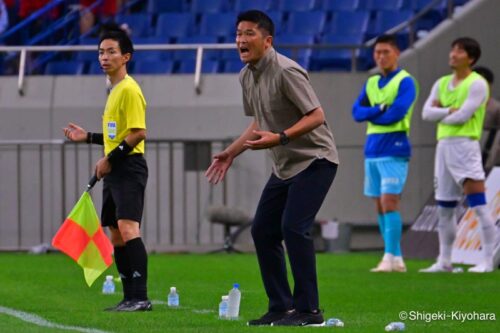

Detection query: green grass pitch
xmin=0 ymin=253 xmax=498 ymax=332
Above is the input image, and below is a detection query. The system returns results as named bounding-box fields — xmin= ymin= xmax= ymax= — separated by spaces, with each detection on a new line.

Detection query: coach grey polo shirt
xmin=239 ymin=48 xmax=339 ymax=179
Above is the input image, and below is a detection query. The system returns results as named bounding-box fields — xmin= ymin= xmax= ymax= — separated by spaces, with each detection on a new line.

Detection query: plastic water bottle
xmin=326 ymin=318 xmax=344 ymax=327
xmin=102 ymin=275 xmax=115 ymax=294
xmin=219 ymin=295 xmax=229 ymax=319
xmin=385 ymin=322 xmax=405 ymax=331
xmin=227 ymin=283 xmax=241 ymax=319
xmin=167 ymin=287 xmax=179 ymax=307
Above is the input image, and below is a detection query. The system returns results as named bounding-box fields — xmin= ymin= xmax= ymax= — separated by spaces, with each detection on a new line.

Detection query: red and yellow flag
xmin=52 ymin=192 xmax=113 ymax=286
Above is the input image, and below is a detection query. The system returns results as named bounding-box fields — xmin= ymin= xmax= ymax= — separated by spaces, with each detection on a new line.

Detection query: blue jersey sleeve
xmin=352 ymin=83 xmax=383 ymax=122
xmin=370 ymin=77 xmax=417 ymax=125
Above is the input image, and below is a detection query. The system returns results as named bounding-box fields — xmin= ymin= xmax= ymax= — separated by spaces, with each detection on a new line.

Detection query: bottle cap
xmin=222 ymin=295 xmax=229 ymax=300
xmin=106 ymin=275 xmax=113 ymax=280
xmin=233 ymin=283 xmax=240 ymax=289
xmin=170 ymin=287 xmax=176 ymax=292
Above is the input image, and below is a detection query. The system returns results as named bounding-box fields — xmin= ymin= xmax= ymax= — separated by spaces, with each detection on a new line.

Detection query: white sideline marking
xmin=0 ymin=305 xmax=111 ymax=333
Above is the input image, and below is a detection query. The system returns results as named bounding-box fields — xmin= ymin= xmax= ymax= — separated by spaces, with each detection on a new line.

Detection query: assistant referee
xmin=63 ymin=28 xmax=150 ymax=311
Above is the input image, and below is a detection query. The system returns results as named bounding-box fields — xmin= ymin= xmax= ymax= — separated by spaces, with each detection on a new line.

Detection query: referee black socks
xmin=125 ymin=237 xmax=148 ymax=301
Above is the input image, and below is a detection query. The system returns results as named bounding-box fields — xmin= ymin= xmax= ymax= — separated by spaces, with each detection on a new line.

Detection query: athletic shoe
xmin=468 ymin=259 xmax=494 ymax=273
xmin=247 ymin=310 xmax=295 ymax=326
xmin=370 ymin=260 xmax=392 ymax=272
xmin=392 ymin=259 xmax=407 ymax=273
xmin=104 ymin=299 xmax=131 ymax=311
xmin=271 ymin=310 xmax=325 ymax=327
xmin=116 ymin=300 xmax=152 ymax=312
xmin=419 ymin=262 xmax=453 ymax=273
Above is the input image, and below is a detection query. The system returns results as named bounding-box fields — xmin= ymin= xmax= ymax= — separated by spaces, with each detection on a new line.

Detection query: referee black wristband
xmin=106 ymin=140 xmax=133 ymax=166
xmin=86 ymin=132 xmax=104 ymax=145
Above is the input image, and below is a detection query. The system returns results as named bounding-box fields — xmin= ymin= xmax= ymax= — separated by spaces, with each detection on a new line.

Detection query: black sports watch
xmin=279 ymin=131 xmax=290 ymax=145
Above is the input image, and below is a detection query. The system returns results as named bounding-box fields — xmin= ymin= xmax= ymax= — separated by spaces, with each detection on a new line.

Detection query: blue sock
xmin=377 ymin=214 xmax=387 ymax=252
xmin=384 ymin=211 xmax=402 ymax=256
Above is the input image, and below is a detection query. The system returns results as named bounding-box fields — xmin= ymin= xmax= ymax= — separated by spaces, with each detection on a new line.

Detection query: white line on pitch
xmin=0 ymin=305 xmax=111 ymax=333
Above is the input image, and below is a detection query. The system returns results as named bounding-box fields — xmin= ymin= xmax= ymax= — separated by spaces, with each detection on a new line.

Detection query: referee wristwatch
xmin=279 ymin=131 xmax=290 ymax=145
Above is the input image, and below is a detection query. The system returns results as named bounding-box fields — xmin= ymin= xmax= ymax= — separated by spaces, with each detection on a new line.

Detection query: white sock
xmin=437 ymin=206 xmax=456 ymax=266
xmin=472 ymin=204 xmax=496 ymax=261
xmin=383 ymin=253 xmax=394 ymax=262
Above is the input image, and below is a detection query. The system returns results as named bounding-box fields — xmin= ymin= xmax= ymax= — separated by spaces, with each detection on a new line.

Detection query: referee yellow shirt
xmin=102 ymin=75 xmax=147 ymax=155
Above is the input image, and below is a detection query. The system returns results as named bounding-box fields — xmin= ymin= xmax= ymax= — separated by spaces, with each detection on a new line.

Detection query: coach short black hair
xmin=99 ymin=28 xmax=134 ymax=57
xmin=236 ymin=10 xmax=275 ymax=37
xmin=452 ymin=37 xmax=481 ymax=66
xmin=374 ymin=35 xmax=400 ymax=50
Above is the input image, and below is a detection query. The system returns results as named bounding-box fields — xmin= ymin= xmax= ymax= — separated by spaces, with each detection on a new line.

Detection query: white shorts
xmin=434 ymin=138 xmax=485 ymax=201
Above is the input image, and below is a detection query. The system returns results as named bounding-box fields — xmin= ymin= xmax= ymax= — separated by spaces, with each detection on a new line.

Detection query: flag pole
xmin=87 ymin=174 xmax=99 ymax=192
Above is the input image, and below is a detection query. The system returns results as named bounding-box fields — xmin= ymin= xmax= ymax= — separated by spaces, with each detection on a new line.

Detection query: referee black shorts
xmin=101 ymin=154 xmax=148 ymax=228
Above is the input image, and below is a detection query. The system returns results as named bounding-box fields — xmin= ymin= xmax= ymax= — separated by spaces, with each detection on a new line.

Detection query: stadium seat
xmin=222 ymin=59 xmax=245 ymax=73
xmin=367 ymin=10 xmax=414 ymax=44
xmin=176 ymin=59 xmax=220 ymax=74
xmin=174 ymin=36 xmax=219 ymax=60
xmin=115 ymin=14 xmax=152 ymax=37
xmin=75 ymin=51 xmax=97 ymax=62
xmin=132 ymin=37 xmax=171 ymax=62
xmin=266 ymin=11 xmax=284 ymax=34
xmin=322 ymin=0 xmax=360 ymax=12
xmin=199 ymin=13 xmax=236 ymax=40
xmin=190 ymin=0 xmax=229 ymax=14
xmin=147 ymin=0 xmax=186 ymax=13
xmin=155 ymin=13 xmax=194 ymax=42
xmin=326 ymin=11 xmax=370 ymax=36
xmin=278 ymin=0 xmax=316 ymax=12
xmin=220 ymin=48 xmax=240 ymax=61
xmin=285 ymin=11 xmax=326 ymax=38
xmin=234 ymin=0 xmax=274 ymax=12
xmin=87 ymin=61 xmax=104 ymax=75
xmin=360 ymin=0 xmax=404 ymax=11
xmin=311 ymin=34 xmax=364 ymax=71
xmin=45 ymin=61 xmax=85 ymax=75
xmin=133 ymin=60 xmax=175 ymax=74
xmin=274 ymin=35 xmax=314 ymax=61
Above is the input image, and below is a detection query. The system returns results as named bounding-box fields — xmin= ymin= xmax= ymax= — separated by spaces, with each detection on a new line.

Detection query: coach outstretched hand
xmin=205 ymin=151 xmax=234 ymax=185
xmin=63 ymin=123 xmax=87 ymax=142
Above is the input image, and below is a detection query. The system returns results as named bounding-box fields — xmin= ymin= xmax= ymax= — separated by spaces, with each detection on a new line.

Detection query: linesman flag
xmin=52 ymin=176 xmax=113 ymax=286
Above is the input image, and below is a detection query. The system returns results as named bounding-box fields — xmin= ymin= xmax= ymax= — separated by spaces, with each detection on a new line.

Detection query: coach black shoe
xmin=247 ymin=309 xmax=295 ymax=326
xmin=104 ymin=299 xmax=131 ymax=312
xmin=116 ymin=300 xmax=152 ymax=312
xmin=271 ymin=310 xmax=325 ymax=326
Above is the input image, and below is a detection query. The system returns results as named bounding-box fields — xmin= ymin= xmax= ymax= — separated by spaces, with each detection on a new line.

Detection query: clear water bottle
xmin=385 ymin=322 xmax=405 ymax=331
xmin=326 ymin=318 xmax=344 ymax=327
xmin=227 ymin=283 xmax=241 ymax=320
xmin=167 ymin=287 xmax=179 ymax=307
xmin=102 ymin=275 xmax=115 ymax=294
xmin=218 ymin=295 xmax=229 ymax=319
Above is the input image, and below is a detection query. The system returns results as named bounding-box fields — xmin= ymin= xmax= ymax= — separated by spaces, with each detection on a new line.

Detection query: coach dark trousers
xmin=251 ymin=158 xmax=337 ymax=313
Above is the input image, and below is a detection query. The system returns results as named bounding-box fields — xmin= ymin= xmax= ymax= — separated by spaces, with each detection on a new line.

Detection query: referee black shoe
xmin=247 ymin=309 xmax=295 ymax=326
xmin=104 ymin=299 xmax=131 ymax=312
xmin=271 ymin=310 xmax=325 ymax=326
xmin=116 ymin=300 xmax=152 ymax=312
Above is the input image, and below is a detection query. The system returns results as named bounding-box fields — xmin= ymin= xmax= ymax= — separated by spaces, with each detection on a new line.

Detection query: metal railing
xmin=0 ymin=139 xmax=231 ymax=251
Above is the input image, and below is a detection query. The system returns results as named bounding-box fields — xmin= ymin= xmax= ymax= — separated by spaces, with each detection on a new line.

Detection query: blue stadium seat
xmin=278 ymin=0 xmax=316 ymax=12
xmin=285 ymin=11 xmax=326 ymax=38
xmin=322 ymin=0 xmax=360 ymax=12
xmin=133 ymin=60 xmax=174 ymax=74
xmin=190 ymin=0 xmax=229 ymax=14
xmin=199 ymin=13 xmax=236 ymax=40
xmin=147 ymin=0 xmax=186 ymax=13
xmin=45 ymin=61 xmax=85 ymax=75
xmin=176 ymin=59 xmax=220 ymax=74
xmin=174 ymin=36 xmax=219 ymax=60
xmin=311 ymin=34 xmax=364 ymax=71
xmin=155 ymin=13 xmax=194 ymax=42
xmin=409 ymin=0 xmax=446 ymax=32
xmin=220 ymin=48 xmax=240 ymax=61
xmin=115 ymin=14 xmax=152 ymax=37
xmin=326 ymin=11 xmax=370 ymax=36
xmin=133 ymin=37 xmax=171 ymax=62
xmin=222 ymin=59 xmax=245 ymax=73
xmin=369 ymin=10 xmax=413 ymax=36
xmin=234 ymin=0 xmax=274 ymax=12
xmin=360 ymin=0 xmax=404 ymax=11
xmin=266 ymin=11 xmax=284 ymax=34
xmin=275 ymin=35 xmax=314 ymax=61
xmin=87 ymin=61 xmax=104 ymax=75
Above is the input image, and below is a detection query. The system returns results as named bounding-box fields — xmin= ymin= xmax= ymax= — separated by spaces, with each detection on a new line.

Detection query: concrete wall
xmin=1 ymin=0 xmax=498 ymax=250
